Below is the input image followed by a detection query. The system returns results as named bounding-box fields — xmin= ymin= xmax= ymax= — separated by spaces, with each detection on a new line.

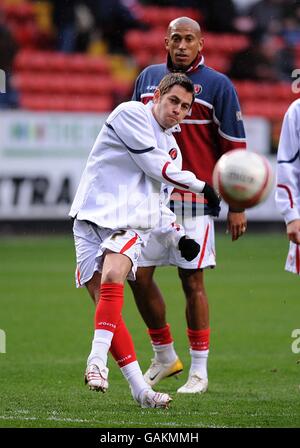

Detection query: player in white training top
xmin=276 ymin=98 xmax=300 ymax=275
xmin=69 ymin=73 xmax=220 ymax=408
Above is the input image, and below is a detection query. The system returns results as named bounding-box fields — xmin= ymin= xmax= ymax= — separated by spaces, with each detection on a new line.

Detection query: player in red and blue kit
xmin=128 ymin=17 xmax=247 ymax=393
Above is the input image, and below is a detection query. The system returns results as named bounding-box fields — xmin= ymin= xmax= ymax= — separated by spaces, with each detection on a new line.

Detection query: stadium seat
xmin=20 ymin=93 xmax=113 ymax=112
xmin=14 ymin=51 xmax=53 ymax=72
xmin=204 ymin=54 xmax=230 ymax=73
xmin=67 ymin=54 xmax=110 ymax=75
xmin=234 ymin=81 xmax=297 ymax=103
xmin=67 ymin=96 xmax=113 ymax=112
xmin=125 ymin=29 xmax=165 ymax=54
xmin=204 ymin=33 xmax=249 ymax=55
xmin=242 ymin=100 xmax=290 ymax=120
xmin=20 ymin=93 xmax=67 ymax=111
xmin=2 ymin=1 xmax=35 ymax=21
xmin=137 ymin=5 xmax=202 ymax=28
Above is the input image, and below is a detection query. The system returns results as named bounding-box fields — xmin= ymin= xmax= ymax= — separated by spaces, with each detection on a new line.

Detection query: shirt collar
xmin=167 ymin=52 xmax=204 ymax=74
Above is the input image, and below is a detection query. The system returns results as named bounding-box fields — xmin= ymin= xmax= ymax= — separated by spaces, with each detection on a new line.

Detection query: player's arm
xmin=286 ymin=220 xmax=300 ymax=244
xmin=215 ymin=81 xmax=248 ymax=240
xmin=108 ymin=105 xmax=219 ymax=199
xmin=275 ymin=103 xmax=300 ymax=228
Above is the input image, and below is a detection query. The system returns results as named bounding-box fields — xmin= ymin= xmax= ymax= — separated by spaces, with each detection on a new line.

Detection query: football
xmin=212 ymin=149 xmax=274 ymax=209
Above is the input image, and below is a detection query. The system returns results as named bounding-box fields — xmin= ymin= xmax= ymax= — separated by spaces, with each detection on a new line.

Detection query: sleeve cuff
xmin=284 ymin=209 xmax=300 ymax=225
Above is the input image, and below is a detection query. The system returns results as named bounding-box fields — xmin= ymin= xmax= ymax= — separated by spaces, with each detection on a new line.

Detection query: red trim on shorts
xmin=162 ymin=162 xmax=189 ymax=189
xmin=120 ymin=233 xmax=139 ymax=254
xmin=76 ymin=267 xmax=81 ymax=287
xmin=277 ymin=184 xmax=294 ymax=208
xmin=296 ymin=245 xmax=300 ymax=275
xmin=197 ymin=223 xmax=210 ymax=269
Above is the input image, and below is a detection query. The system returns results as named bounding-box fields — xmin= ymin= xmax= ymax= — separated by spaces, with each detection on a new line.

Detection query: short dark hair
xmin=157 ymin=73 xmax=195 ymax=105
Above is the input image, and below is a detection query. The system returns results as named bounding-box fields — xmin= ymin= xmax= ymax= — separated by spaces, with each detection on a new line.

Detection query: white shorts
xmin=138 ymin=214 xmax=216 ymax=269
xmin=285 ymin=241 xmax=300 ymax=275
xmin=73 ymin=219 xmax=147 ymax=287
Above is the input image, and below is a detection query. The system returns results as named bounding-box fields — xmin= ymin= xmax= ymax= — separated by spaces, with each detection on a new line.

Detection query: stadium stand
xmin=0 ymin=0 xmax=299 ymax=124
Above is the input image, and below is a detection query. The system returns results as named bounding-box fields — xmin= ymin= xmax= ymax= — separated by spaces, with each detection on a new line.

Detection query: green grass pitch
xmin=0 ymin=229 xmax=299 ymax=428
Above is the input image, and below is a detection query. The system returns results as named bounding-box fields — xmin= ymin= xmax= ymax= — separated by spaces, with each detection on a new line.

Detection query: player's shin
xmin=110 ymin=318 xmax=149 ymax=398
xmin=187 ymin=327 xmax=210 ymax=379
xmin=88 ymin=283 xmax=124 ymax=367
xmin=148 ymin=324 xmax=177 ymax=363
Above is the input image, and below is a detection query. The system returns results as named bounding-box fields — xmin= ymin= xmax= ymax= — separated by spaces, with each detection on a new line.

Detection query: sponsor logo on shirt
xmin=146 ymin=84 xmax=158 ymax=91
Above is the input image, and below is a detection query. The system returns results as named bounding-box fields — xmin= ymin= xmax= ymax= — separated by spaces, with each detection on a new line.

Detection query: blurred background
xmin=1 ymin=0 xmax=300 ymax=230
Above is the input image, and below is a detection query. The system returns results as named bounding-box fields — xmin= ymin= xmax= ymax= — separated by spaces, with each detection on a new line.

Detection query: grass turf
xmin=0 ymin=230 xmax=299 ymax=428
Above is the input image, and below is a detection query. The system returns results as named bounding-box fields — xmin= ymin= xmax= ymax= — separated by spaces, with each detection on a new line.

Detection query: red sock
xmin=110 ymin=317 xmax=137 ymax=368
xmin=94 ymin=283 xmax=124 ymax=333
xmin=148 ymin=323 xmax=173 ymax=346
xmin=187 ymin=328 xmax=210 ymax=351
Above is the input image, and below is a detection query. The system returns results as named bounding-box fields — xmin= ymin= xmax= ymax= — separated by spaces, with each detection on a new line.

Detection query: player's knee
xmin=102 ymin=266 xmax=124 ymax=284
xmin=130 ymin=277 xmax=149 ymax=294
xmin=178 ymin=270 xmax=205 ymax=295
xmin=135 ymin=268 xmax=154 ymax=287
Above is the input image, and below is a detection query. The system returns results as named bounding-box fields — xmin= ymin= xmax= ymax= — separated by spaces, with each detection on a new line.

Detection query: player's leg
xmin=128 ymin=268 xmax=183 ymax=386
xmin=80 ymin=225 xmax=172 ymax=406
xmin=176 ymin=267 xmax=209 ymax=394
xmin=75 ymin=224 xmax=138 ymax=392
xmin=85 ymin=270 xmax=171 ymax=407
xmin=110 ymin=317 xmax=171 ymax=408
xmin=167 ymin=214 xmax=215 ymax=393
xmin=85 ymin=271 xmax=101 ymax=304
xmin=85 ymin=251 xmax=131 ymax=392
xmin=128 ymin=266 xmax=165 ymax=328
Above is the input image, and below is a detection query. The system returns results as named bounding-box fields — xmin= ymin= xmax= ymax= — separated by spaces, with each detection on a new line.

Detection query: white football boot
xmin=136 ymin=388 xmax=172 ymax=409
xmin=84 ymin=363 xmax=109 ymax=393
xmin=177 ymin=371 xmax=208 ymax=394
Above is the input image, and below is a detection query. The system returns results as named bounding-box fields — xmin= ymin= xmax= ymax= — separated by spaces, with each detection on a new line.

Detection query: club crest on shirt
xmin=169 ymin=148 xmax=178 ymax=160
xmin=194 ymin=84 xmax=202 ymax=95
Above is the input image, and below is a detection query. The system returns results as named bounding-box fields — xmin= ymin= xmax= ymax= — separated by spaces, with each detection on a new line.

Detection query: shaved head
xmin=165 ymin=16 xmax=204 ymax=70
xmin=167 ymin=17 xmax=201 ymax=38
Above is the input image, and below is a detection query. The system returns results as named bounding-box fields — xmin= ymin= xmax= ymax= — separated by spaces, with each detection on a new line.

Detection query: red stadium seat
xmin=204 ymin=54 xmax=231 ymax=73
xmin=14 ymin=51 xmax=111 ymax=75
xmin=14 ymin=51 xmax=52 ymax=72
xmin=242 ymin=100 xmax=290 ymax=120
xmin=138 ymin=5 xmax=202 ymax=27
xmin=20 ymin=94 xmax=67 ymax=111
xmin=67 ymin=55 xmax=110 ymax=75
xmin=204 ymin=33 xmax=249 ymax=55
xmin=2 ymin=2 xmax=35 ymax=21
xmin=234 ymin=81 xmax=297 ymax=104
xmin=67 ymin=96 xmax=113 ymax=112
xmin=20 ymin=92 xmax=113 ymax=112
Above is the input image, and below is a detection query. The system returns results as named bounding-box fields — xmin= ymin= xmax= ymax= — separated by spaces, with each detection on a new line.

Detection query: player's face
xmin=165 ymin=24 xmax=203 ymax=69
xmin=152 ymin=85 xmax=193 ymax=129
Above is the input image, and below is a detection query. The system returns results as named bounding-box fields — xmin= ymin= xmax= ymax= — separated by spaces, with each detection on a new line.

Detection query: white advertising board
xmin=0 ymin=111 xmax=281 ymax=221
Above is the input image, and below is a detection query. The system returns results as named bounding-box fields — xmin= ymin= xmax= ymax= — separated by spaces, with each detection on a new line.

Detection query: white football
xmin=212 ymin=149 xmax=274 ymax=209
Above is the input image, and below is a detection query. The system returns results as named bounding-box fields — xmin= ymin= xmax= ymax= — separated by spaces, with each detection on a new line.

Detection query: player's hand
xmin=227 ymin=210 xmax=247 ymax=241
xmin=202 ymin=183 xmax=221 ymax=209
xmin=287 ymin=219 xmax=300 ymax=244
xmin=178 ymin=236 xmax=200 ymax=261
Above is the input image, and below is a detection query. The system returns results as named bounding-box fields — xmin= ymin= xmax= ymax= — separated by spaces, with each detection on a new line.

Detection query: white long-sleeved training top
xmin=69 ymin=101 xmax=205 ymax=230
xmin=276 ymin=98 xmax=300 ymax=225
